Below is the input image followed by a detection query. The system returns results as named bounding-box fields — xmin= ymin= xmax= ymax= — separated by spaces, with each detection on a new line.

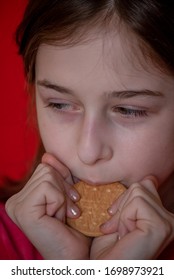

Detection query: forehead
xmin=35 ymin=29 xmax=174 ymax=91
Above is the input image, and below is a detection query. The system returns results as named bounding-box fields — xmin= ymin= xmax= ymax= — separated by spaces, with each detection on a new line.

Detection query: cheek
xmin=38 ymin=118 xmax=76 ymax=162
xmin=120 ymin=130 xmax=174 ymax=184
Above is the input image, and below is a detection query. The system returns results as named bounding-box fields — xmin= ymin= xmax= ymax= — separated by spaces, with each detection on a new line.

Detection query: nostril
xmin=77 ymin=118 xmax=113 ymax=165
xmin=77 ymin=146 xmax=113 ymax=166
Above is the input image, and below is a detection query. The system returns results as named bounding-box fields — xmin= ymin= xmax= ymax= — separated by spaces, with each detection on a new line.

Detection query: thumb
xmin=90 ymin=233 xmax=120 ymax=259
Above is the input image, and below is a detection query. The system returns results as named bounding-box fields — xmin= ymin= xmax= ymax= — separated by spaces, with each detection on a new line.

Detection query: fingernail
xmin=107 ymin=206 xmax=115 ymax=215
xmin=70 ymin=205 xmax=79 ymax=216
xmin=100 ymin=219 xmax=112 ymax=230
xmin=107 ymin=204 xmax=118 ymax=216
xmin=69 ymin=189 xmax=80 ymax=201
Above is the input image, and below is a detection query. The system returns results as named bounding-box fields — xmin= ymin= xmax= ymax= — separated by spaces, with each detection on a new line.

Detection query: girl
xmin=3 ymin=0 xmax=174 ymax=259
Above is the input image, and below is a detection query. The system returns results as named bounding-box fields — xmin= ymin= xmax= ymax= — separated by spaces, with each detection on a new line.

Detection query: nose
xmin=77 ymin=115 xmax=113 ymax=165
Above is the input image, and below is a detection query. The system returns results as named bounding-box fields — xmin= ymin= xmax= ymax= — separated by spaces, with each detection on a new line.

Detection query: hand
xmin=6 ymin=153 xmax=91 ymax=259
xmin=90 ymin=177 xmax=174 ymax=259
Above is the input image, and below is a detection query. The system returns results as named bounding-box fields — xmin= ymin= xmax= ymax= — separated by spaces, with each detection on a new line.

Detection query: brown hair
xmin=1 ymin=0 xmax=174 ymax=201
xmin=16 ymin=0 xmax=174 ymax=83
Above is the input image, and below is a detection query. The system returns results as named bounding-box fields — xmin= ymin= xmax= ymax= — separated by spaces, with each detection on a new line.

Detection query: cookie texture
xmin=67 ymin=181 xmax=126 ymax=237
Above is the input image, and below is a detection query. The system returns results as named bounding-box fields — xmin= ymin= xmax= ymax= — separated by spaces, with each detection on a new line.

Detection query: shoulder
xmin=0 ymin=203 xmax=43 ymax=260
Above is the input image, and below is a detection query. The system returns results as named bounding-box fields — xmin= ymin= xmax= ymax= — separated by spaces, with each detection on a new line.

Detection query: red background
xmin=0 ymin=0 xmax=38 ymax=186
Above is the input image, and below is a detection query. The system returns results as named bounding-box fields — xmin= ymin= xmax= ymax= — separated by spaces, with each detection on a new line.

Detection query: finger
xmin=102 ymin=185 xmax=169 ymax=238
xmin=42 ymin=153 xmax=73 ymax=185
xmin=42 ymin=153 xmax=80 ymax=201
xmin=107 ymin=189 xmax=128 ymax=216
xmin=13 ymin=163 xmax=46 ymax=197
xmin=90 ymin=232 xmax=120 ymax=259
xmin=108 ymin=177 xmax=161 ymax=216
xmin=139 ymin=176 xmax=159 ymax=194
xmin=6 ymin=181 xmax=66 ymax=227
xmin=65 ymin=196 xmax=81 ymax=218
xmin=62 ymin=181 xmax=79 ymax=202
xmin=8 ymin=162 xmax=81 ymax=222
xmin=23 ymin=165 xmax=81 ymax=218
xmin=103 ymin=186 xmax=164 ymax=236
xmin=100 ymin=212 xmax=120 ymax=234
xmin=140 ymin=175 xmax=158 ymax=189
xmin=137 ymin=176 xmax=162 ymax=205
xmin=100 ymin=210 xmax=129 ymax=237
xmin=12 ymin=163 xmax=65 ymax=202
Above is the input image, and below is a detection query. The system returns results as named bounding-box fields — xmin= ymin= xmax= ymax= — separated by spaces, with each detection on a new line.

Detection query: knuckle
xmin=37 ymin=180 xmax=54 ymax=192
xmin=39 ymin=164 xmax=57 ymax=181
xmin=5 ymin=195 xmax=19 ymax=216
xmin=40 ymin=163 xmax=53 ymax=175
xmin=58 ymin=192 xmax=65 ymax=205
xmin=161 ymin=216 xmax=173 ymax=238
xmin=131 ymin=195 xmax=144 ymax=206
xmin=9 ymin=201 xmax=25 ymax=226
xmin=129 ymin=182 xmax=140 ymax=189
xmin=36 ymin=163 xmax=64 ymax=186
xmin=129 ymin=183 xmax=141 ymax=193
xmin=43 ymin=172 xmax=55 ymax=183
xmin=130 ymin=184 xmax=144 ymax=198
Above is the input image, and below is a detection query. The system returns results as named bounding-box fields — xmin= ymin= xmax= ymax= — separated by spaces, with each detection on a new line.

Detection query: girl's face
xmin=35 ymin=30 xmax=174 ymax=187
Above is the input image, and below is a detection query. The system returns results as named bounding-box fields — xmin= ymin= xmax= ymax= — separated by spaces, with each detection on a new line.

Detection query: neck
xmin=158 ymin=172 xmax=174 ymax=213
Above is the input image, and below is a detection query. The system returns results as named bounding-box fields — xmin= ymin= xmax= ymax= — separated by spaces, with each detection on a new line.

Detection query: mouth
xmin=72 ymin=176 xmax=126 ymax=187
xmin=73 ymin=176 xmax=106 ymax=186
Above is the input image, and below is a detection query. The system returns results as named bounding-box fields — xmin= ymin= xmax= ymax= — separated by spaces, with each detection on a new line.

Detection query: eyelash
xmin=47 ymin=102 xmax=148 ymax=119
xmin=112 ymin=107 xmax=148 ymax=117
xmin=47 ymin=102 xmax=73 ymax=111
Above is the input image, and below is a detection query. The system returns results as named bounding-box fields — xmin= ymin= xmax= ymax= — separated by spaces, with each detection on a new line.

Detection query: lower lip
xmin=73 ymin=177 xmax=128 ymax=188
xmin=73 ymin=177 xmax=103 ymax=185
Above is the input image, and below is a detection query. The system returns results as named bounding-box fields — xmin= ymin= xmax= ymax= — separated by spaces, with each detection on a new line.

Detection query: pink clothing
xmin=0 ymin=203 xmax=42 ymax=260
xmin=0 ymin=202 xmax=174 ymax=260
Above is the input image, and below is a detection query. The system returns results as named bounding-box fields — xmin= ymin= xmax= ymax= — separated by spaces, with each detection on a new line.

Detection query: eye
xmin=46 ymin=101 xmax=81 ymax=113
xmin=112 ymin=106 xmax=148 ymax=117
xmin=48 ymin=102 xmax=72 ymax=111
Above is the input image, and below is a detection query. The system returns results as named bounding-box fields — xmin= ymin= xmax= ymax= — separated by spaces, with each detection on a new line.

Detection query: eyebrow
xmin=37 ymin=80 xmax=74 ymax=95
xmin=37 ymin=79 xmax=164 ymax=99
xmin=107 ymin=89 xmax=164 ymax=99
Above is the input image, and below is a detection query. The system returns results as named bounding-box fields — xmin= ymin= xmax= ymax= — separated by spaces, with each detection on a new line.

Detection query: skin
xmin=6 ymin=28 xmax=174 ymax=259
xmin=35 ymin=33 xmax=174 ymax=188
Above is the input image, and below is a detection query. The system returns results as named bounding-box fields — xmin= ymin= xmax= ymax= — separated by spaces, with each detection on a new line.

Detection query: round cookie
xmin=67 ymin=181 xmax=126 ymax=237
